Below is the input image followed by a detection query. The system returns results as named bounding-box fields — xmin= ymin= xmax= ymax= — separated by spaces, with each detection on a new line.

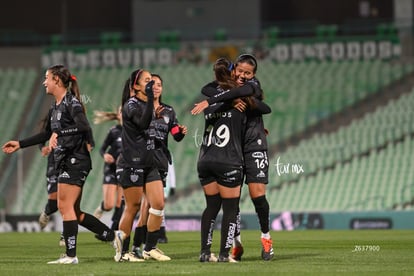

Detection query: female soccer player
xmin=192 ymin=54 xmax=274 ymax=261
xmin=113 ymin=69 xmax=171 ymax=262
xmin=192 ymin=57 xmax=246 ymax=262
xmin=2 ymin=64 xmax=115 ymax=264
xmin=128 ymin=73 xmax=187 ymax=259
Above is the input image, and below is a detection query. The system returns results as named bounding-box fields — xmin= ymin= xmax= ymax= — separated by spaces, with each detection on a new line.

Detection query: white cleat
xmin=47 ymin=254 xmax=78 ymax=264
xmin=143 ymin=248 xmax=171 ymax=261
xmin=38 ymin=211 xmax=50 ymax=229
xmin=113 ymin=230 xmax=125 ymax=262
xmin=121 ymin=252 xmax=145 ymax=262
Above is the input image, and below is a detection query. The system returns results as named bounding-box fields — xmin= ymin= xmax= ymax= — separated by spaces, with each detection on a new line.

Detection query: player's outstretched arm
xmin=2 ymin=141 xmax=20 ymax=154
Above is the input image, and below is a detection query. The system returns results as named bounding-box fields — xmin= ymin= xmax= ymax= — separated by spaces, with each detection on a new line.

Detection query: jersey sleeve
xmin=19 ymin=131 xmax=51 ymax=148
xmin=99 ymin=128 xmax=114 ymax=156
xmin=168 ymin=108 xmax=185 ymax=142
xmin=201 ymin=81 xmax=218 ymax=97
xmin=57 ymin=100 xmax=90 ymax=136
xmin=251 ymin=98 xmax=272 ymax=115
xmin=128 ymin=95 xmax=154 ymax=130
xmin=207 ymin=83 xmax=255 ymax=105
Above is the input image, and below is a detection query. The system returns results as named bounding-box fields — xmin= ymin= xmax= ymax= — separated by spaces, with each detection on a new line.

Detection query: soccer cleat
xmin=121 ymin=252 xmax=145 ymax=262
xmin=113 ymin=230 xmax=125 ymax=262
xmin=199 ymin=252 xmax=218 ymax=262
xmin=218 ymin=255 xmax=238 ymax=263
xmin=47 ymin=254 xmax=78 ymax=264
xmin=38 ymin=211 xmax=50 ymax=229
xmin=230 ymin=245 xmax=244 ymax=261
xmin=131 ymin=246 xmax=143 ymax=259
xmin=261 ymin=238 xmax=274 ymax=261
xmin=93 ymin=206 xmax=104 ymax=219
xmin=59 ymin=234 xmax=65 ymax=247
xmin=143 ymin=248 xmax=171 ymax=261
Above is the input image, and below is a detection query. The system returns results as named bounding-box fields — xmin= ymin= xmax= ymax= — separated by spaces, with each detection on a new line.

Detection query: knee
xmin=149 ymin=207 xmax=164 ymax=217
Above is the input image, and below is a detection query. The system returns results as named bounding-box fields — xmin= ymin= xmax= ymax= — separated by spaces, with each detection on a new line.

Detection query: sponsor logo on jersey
xmin=252 ymin=152 xmax=264 ymax=158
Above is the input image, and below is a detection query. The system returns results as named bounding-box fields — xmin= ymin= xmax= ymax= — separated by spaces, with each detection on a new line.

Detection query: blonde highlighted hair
xmin=93 ymin=107 xmax=121 ymax=124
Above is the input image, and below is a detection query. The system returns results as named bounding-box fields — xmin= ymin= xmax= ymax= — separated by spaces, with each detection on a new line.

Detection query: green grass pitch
xmin=0 ymin=230 xmax=413 ymax=275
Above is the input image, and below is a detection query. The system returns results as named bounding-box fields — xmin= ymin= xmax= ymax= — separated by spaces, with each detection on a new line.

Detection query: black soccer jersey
xmin=120 ymin=96 xmax=154 ymax=169
xmin=100 ymin=124 xmax=122 ymax=161
xmin=204 ymin=78 xmax=269 ymax=153
xmin=20 ymin=92 xmax=92 ymax=170
xmin=241 ymin=78 xmax=269 ymax=153
xmin=149 ymin=104 xmax=184 ymax=171
xmin=198 ymin=85 xmax=247 ymax=167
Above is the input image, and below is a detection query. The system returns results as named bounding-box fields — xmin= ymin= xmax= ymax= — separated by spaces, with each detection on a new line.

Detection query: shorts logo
xmin=60 ymin=171 xmax=70 ymax=178
xmin=105 ymin=176 xmax=111 ymax=182
xmin=257 ymin=170 xmax=266 ymax=178
xmin=224 ymin=170 xmax=238 ymax=176
xmin=130 ymin=173 xmax=139 ymax=183
xmin=252 ymin=152 xmax=264 ymax=158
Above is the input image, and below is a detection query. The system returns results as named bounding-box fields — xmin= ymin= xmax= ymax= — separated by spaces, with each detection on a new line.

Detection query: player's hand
xmin=48 ymin=132 xmax=58 ymax=150
xmin=87 ymin=143 xmax=93 ymax=152
xmin=2 ymin=140 xmax=20 ymax=154
xmin=41 ymin=146 xmax=51 ymax=156
xmin=233 ymin=99 xmax=247 ymax=112
xmin=179 ymin=124 xmax=188 ymax=135
xmin=191 ymin=100 xmax=209 ymax=115
xmin=103 ymin=153 xmax=115 ymax=163
xmin=145 ymin=80 xmax=155 ymax=97
xmin=155 ymin=105 xmax=165 ymax=118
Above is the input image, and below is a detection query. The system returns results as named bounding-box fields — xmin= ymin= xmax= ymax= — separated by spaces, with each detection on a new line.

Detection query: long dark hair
xmin=121 ymin=78 xmax=131 ymax=107
xmin=214 ymin=57 xmax=238 ymax=90
xmin=47 ymin=64 xmax=85 ymax=112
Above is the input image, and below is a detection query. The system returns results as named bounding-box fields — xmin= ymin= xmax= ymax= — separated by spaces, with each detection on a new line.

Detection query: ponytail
xmin=93 ymin=109 xmax=120 ymax=124
xmin=121 ymin=78 xmax=132 ymax=107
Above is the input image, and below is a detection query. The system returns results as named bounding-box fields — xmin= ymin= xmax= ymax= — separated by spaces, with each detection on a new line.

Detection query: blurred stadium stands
xmin=1 ymin=23 xmax=414 ymax=215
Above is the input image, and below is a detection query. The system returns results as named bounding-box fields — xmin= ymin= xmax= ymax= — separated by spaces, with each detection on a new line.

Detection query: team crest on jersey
xmin=163 ymin=115 xmax=170 ymax=124
xmin=257 ymin=139 xmax=262 ymax=145
xmin=130 ymin=172 xmax=139 ymax=183
xmin=70 ymin=158 xmax=76 ymax=164
xmin=57 ymin=111 xmax=62 ymax=120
